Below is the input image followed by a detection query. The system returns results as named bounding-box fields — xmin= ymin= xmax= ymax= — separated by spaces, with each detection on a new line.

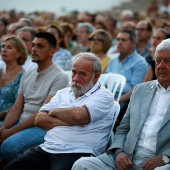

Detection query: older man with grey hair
xmin=5 ymin=52 xmax=117 ymax=170
xmin=71 ymin=39 xmax=170 ymax=170
xmin=70 ymin=23 xmax=95 ymax=56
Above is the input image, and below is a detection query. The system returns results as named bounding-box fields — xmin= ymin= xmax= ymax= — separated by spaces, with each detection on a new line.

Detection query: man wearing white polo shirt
xmin=5 ymin=52 xmax=117 ymax=170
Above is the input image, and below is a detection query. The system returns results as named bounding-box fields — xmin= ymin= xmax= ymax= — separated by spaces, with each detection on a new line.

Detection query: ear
xmin=16 ymin=51 xmax=21 ymax=59
xmin=58 ymin=37 xmax=62 ymax=44
xmin=94 ymin=72 xmax=101 ymax=83
xmin=49 ymin=48 xmax=56 ymax=56
xmin=132 ymin=40 xmax=136 ymax=48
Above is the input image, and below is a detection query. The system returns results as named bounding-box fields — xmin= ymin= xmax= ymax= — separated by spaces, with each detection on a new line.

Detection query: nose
xmin=72 ymin=74 xmax=80 ymax=82
xmin=158 ymin=60 xmax=166 ymax=68
xmin=1 ymin=46 xmax=6 ymax=52
xmin=31 ymin=45 xmax=36 ymax=52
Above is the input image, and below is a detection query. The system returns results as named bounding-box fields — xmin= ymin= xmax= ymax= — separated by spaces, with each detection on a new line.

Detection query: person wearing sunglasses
xmin=89 ymin=29 xmax=112 ymax=73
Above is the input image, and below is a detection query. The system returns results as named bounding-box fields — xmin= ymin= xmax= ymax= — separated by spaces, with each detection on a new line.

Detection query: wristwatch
xmin=162 ymin=155 xmax=170 ymax=164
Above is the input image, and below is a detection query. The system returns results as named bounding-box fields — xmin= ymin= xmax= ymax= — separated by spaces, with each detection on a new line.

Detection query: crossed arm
xmin=34 ymin=106 xmax=90 ymax=130
xmin=0 ymin=95 xmax=54 ymax=142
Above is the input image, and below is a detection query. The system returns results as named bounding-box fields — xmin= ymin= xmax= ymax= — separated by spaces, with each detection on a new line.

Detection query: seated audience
xmin=0 ymin=36 xmax=27 ymax=120
xmin=0 ymin=32 xmax=69 ymax=164
xmin=72 ymin=38 xmax=170 ymax=170
xmin=46 ymin=24 xmax=72 ymax=70
xmin=4 ymin=52 xmax=116 ymax=170
xmin=89 ymin=29 xmax=112 ymax=73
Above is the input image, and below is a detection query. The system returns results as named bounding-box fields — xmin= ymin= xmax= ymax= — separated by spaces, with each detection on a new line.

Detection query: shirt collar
xmin=156 ymin=80 xmax=170 ymax=92
xmin=119 ymin=50 xmax=137 ymax=62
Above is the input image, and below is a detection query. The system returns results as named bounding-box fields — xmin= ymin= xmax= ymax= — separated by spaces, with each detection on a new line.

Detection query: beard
xmin=71 ymin=75 xmax=94 ymax=96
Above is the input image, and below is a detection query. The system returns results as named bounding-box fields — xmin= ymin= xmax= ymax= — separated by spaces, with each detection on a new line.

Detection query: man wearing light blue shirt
xmin=106 ymin=29 xmax=148 ymax=128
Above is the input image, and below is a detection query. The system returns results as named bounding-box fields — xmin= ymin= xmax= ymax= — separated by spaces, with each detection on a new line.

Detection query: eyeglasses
xmin=89 ymin=37 xmax=103 ymax=43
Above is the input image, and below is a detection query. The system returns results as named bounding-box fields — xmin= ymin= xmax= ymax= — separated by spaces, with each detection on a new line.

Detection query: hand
xmin=0 ymin=128 xmax=13 ymax=143
xmin=142 ymin=155 xmax=164 ymax=170
xmin=115 ymin=152 xmax=133 ymax=170
xmin=0 ymin=126 xmax=6 ymax=136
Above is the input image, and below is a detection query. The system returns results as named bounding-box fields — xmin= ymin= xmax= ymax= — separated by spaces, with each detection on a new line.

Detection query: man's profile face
xmin=31 ymin=37 xmax=52 ymax=63
xmin=155 ymin=50 xmax=170 ymax=88
xmin=71 ymin=57 xmax=95 ymax=97
xmin=117 ymin=33 xmax=134 ymax=54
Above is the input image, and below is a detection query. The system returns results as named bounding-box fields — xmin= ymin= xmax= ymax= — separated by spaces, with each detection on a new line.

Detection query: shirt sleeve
xmin=85 ymin=88 xmax=115 ymax=122
xmin=131 ymin=60 xmax=149 ymax=86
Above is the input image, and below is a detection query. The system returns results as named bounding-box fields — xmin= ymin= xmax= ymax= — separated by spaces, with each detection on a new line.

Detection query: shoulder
xmin=133 ymin=80 xmax=156 ymax=92
xmin=108 ymin=57 xmax=119 ymax=65
xmin=22 ymin=68 xmax=36 ymax=77
xmin=51 ymin=65 xmax=68 ymax=75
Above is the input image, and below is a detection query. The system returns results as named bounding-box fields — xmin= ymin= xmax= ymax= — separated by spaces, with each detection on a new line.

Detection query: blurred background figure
xmin=6 ymin=22 xmax=18 ymax=36
xmin=135 ymin=20 xmax=153 ymax=59
xmin=0 ymin=18 xmax=8 ymax=40
xmin=60 ymin=22 xmax=75 ymax=51
xmin=17 ymin=17 xmax=34 ymax=29
xmin=89 ymin=29 xmax=112 ymax=73
xmin=70 ymin=22 xmax=95 ymax=56
xmin=143 ymin=28 xmax=170 ymax=82
xmin=0 ymin=36 xmax=27 ymax=120
xmin=159 ymin=0 xmax=170 ymax=15
xmin=16 ymin=26 xmax=37 ymax=70
xmin=46 ymin=23 xmax=72 ymax=70
xmin=0 ymin=18 xmax=8 ymax=47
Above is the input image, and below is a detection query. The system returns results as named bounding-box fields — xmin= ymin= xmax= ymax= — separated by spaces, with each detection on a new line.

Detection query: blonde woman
xmin=89 ymin=29 xmax=112 ymax=73
xmin=0 ymin=36 xmax=27 ymax=120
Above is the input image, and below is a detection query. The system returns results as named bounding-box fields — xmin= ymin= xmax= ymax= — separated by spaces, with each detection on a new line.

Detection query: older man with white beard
xmin=5 ymin=52 xmax=117 ymax=170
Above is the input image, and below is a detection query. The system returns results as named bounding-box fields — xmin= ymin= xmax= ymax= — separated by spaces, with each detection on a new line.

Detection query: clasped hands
xmin=115 ymin=152 xmax=164 ymax=170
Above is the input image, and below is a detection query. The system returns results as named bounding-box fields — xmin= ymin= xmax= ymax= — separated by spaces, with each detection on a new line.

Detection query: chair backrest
xmin=65 ymin=70 xmax=72 ymax=85
xmin=98 ymin=73 xmax=126 ymax=102
xmin=107 ymin=101 xmax=120 ymax=147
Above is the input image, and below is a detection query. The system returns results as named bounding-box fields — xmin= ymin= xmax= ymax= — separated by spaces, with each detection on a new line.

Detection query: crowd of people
xmin=0 ymin=0 xmax=170 ymax=169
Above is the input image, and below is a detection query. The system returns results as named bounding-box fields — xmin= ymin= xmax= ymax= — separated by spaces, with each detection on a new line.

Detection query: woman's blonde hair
xmin=2 ymin=35 xmax=27 ymax=65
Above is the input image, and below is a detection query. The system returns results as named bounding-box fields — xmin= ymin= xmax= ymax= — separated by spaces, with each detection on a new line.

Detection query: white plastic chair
xmin=107 ymin=101 xmax=120 ymax=148
xmin=99 ymin=73 xmax=126 ymax=102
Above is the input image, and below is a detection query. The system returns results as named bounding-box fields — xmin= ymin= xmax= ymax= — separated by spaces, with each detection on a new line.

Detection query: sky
xmin=0 ymin=0 xmax=131 ymax=16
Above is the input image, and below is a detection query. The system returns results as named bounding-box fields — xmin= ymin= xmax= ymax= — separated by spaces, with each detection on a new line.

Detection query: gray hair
xmin=120 ymin=29 xmax=137 ymax=42
xmin=16 ymin=26 xmax=36 ymax=40
xmin=155 ymin=39 xmax=170 ymax=56
xmin=18 ymin=17 xmax=34 ymax=27
xmin=77 ymin=22 xmax=95 ymax=34
xmin=74 ymin=52 xmax=101 ymax=73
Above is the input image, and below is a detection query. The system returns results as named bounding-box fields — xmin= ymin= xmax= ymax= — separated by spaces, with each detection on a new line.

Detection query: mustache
xmin=32 ymin=52 xmax=39 ymax=56
xmin=71 ymin=82 xmax=82 ymax=88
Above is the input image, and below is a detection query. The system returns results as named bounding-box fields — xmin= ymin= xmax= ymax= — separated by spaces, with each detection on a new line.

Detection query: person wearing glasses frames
xmin=89 ymin=29 xmax=112 ymax=73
